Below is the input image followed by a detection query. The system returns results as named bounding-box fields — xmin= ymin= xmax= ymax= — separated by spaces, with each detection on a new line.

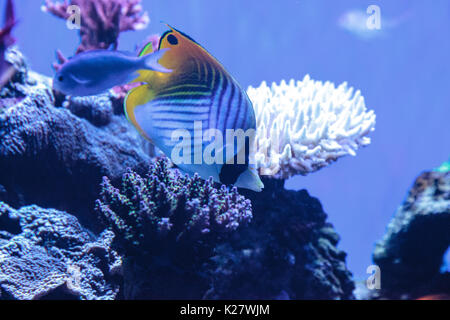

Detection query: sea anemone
xmin=248 ymin=75 xmax=376 ymax=179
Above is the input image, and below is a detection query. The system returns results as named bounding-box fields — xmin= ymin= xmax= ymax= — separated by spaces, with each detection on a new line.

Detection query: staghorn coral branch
xmin=42 ymin=0 xmax=70 ymax=19
xmin=248 ymin=75 xmax=376 ymax=179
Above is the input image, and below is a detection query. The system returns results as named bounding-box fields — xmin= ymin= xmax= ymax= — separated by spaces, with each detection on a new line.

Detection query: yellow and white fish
xmin=125 ymin=25 xmax=264 ymax=191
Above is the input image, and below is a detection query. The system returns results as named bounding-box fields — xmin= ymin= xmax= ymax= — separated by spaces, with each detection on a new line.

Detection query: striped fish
xmin=124 ymin=25 xmax=264 ymax=191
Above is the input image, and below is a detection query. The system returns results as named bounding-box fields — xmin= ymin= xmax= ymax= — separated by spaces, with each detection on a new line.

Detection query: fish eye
xmin=167 ymin=34 xmax=178 ymax=45
xmin=58 ymin=75 xmax=64 ymax=82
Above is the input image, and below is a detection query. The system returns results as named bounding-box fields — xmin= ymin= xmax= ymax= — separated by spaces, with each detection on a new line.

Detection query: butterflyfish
xmin=125 ymin=25 xmax=264 ymax=192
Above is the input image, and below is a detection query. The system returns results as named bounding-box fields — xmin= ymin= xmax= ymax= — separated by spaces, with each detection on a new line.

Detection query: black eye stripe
xmin=58 ymin=76 xmax=64 ymax=81
xmin=167 ymin=34 xmax=178 ymax=45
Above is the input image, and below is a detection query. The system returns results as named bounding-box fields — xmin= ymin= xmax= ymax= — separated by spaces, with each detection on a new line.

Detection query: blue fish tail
xmin=141 ymin=49 xmax=172 ymax=73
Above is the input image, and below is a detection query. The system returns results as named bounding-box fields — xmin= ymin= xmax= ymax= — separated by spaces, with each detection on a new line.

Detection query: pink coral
xmin=43 ymin=0 xmax=149 ymax=53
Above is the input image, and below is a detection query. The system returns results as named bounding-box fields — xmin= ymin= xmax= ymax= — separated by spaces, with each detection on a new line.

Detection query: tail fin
xmin=234 ymin=167 xmax=264 ymax=192
xmin=141 ymin=48 xmax=172 ymax=73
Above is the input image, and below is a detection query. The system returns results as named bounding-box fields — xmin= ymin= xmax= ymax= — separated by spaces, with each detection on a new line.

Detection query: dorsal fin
xmin=138 ymin=41 xmax=154 ymax=57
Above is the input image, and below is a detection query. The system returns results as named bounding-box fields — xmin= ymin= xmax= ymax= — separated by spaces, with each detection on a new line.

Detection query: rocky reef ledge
xmin=0 ymin=175 xmax=354 ymax=300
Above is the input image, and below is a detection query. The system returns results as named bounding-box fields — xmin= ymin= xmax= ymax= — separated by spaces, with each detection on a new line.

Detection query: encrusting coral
xmin=247 ymin=75 xmax=376 ymax=179
xmin=95 ymin=158 xmax=252 ymax=255
xmin=0 ymin=202 xmax=121 ymax=300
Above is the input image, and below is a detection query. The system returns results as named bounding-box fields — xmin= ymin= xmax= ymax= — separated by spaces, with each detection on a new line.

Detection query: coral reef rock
xmin=97 ymin=163 xmax=354 ymax=299
xmin=206 ymin=178 xmax=355 ymax=300
xmin=0 ymin=202 xmax=121 ymax=300
xmin=373 ymin=168 xmax=450 ymax=299
xmin=248 ymin=75 xmax=376 ymax=179
xmin=0 ymin=48 xmax=150 ymax=228
xmin=0 ymin=47 xmax=355 ymax=300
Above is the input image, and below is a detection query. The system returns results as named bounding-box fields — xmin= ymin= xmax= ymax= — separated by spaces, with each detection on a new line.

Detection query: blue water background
xmin=9 ymin=0 xmax=450 ymax=279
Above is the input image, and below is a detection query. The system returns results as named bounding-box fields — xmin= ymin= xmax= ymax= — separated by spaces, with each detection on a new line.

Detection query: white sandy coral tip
xmin=247 ymin=75 xmax=376 ymax=179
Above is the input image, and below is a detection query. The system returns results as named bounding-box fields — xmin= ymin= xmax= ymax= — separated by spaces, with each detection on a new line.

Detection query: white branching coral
xmin=247 ymin=75 xmax=376 ymax=179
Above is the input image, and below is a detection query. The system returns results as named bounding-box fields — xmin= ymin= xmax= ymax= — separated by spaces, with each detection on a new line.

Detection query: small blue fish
xmin=53 ymin=49 xmax=171 ymax=96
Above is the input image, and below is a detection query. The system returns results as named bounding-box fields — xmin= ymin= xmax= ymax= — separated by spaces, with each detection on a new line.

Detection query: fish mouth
xmin=51 ymin=87 xmax=67 ymax=106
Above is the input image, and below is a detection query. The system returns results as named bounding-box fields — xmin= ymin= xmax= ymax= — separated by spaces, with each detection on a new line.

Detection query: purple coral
xmin=43 ymin=0 xmax=149 ymax=70
xmin=95 ymin=158 xmax=252 ymax=254
xmin=0 ymin=0 xmax=16 ymax=87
